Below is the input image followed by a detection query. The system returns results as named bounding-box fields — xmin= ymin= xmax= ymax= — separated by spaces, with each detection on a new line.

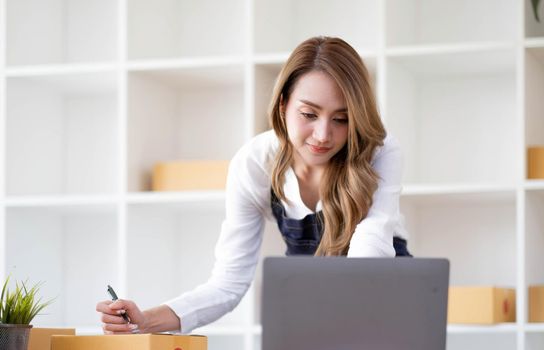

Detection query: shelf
xmin=385 ymin=48 xmax=517 ymax=185
xmin=5 ymin=72 xmax=118 ymax=195
xmin=5 ymin=207 xmax=118 ymax=328
xmin=6 ymin=70 xmax=117 ymax=94
xmin=253 ymin=0 xmax=379 ymax=54
xmin=127 ymin=56 xmax=247 ymax=71
xmin=525 ymin=324 xmax=544 ymax=333
xmin=386 ymin=42 xmax=514 ymax=57
xmin=447 ymin=324 xmax=517 ymax=334
xmin=3 ymin=192 xmax=227 ymax=208
xmin=127 ymin=66 xmax=244 ymax=192
xmin=4 ymin=194 xmax=119 ymax=208
xmin=400 ymin=192 xmax=516 ymax=286
xmin=402 ymin=183 xmax=516 ymax=197
xmin=127 ymin=0 xmax=245 ymax=60
xmin=5 ymin=63 xmax=117 ymax=77
xmin=126 ymin=194 xmax=224 ymax=213
xmin=386 ymin=0 xmax=517 ymax=46
xmin=6 ymin=0 xmax=117 ymax=66
xmin=525 ymin=38 xmax=544 ymax=48
xmin=126 ymin=191 xmax=225 ymax=204
xmin=525 ymin=181 xmax=544 ymax=190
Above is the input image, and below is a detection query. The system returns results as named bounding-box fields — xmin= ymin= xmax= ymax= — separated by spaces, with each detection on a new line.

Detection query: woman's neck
xmin=291 ymin=157 xmax=325 ymax=184
xmin=291 ymin=157 xmax=326 ymax=212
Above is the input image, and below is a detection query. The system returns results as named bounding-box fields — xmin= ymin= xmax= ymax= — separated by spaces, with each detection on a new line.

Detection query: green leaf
xmin=533 ymin=0 xmax=542 ymax=22
xmin=0 ymin=276 xmax=54 ymax=324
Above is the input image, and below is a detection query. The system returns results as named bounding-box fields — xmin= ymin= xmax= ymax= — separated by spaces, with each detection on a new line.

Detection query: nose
xmin=313 ymin=119 xmax=332 ymax=143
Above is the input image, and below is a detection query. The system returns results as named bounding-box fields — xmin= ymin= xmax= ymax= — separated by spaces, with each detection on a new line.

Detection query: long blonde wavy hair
xmin=269 ymin=36 xmax=387 ymax=256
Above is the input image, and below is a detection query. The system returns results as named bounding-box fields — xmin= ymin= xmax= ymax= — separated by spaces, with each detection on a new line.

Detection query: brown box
xmin=28 ymin=328 xmax=75 ymax=350
xmin=528 ymin=146 xmax=544 ymax=179
xmin=152 ymin=161 xmax=230 ymax=191
xmin=447 ymin=287 xmax=516 ymax=324
xmin=51 ymin=334 xmax=207 ymax=350
xmin=529 ymin=285 xmax=544 ymax=322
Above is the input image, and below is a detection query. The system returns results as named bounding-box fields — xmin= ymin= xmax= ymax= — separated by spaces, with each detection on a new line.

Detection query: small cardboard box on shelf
xmin=448 ymin=286 xmax=516 ymax=324
xmin=528 ymin=146 xmax=544 ymax=179
xmin=152 ymin=161 xmax=230 ymax=191
xmin=529 ymin=285 xmax=544 ymax=323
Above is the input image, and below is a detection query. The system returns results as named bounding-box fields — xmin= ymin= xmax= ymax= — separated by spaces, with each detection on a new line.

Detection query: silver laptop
xmin=262 ymin=257 xmax=449 ymax=350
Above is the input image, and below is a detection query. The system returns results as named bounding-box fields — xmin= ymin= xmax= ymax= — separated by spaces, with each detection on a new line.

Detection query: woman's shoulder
xmin=230 ymin=130 xmax=278 ymax=181
xmin=233 ymin=130 xmax=277 ymax=166
xmin=372 ymin=132 xmax=401 ymax=163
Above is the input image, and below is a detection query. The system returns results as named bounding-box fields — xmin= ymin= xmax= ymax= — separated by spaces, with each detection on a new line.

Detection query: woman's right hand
xmin=96 ymin=299 xmax=147 ymax=334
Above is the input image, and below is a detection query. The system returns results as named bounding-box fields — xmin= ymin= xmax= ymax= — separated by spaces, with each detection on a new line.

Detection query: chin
xmin=303 ymin=155 xmax=332 ymax=166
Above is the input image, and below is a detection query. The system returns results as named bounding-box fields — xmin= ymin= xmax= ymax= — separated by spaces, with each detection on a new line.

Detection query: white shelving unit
xmin=1 ymin=0 xmax=544 ymax=349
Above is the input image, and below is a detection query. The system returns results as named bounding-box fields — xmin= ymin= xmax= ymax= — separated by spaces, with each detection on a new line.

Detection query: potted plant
xmin=532 ymin=0 xmax=542 ymax=22
xmin=0 ymin=277 xmax=53 ymax=350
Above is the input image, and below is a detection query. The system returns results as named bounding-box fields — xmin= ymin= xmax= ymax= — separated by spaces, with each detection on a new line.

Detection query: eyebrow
xmin=299 ymin=99 xmax=347 ymax=113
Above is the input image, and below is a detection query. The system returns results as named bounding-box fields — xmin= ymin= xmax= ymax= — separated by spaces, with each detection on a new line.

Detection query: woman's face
xmin=283 ymin=70 xmax=349 ymax=170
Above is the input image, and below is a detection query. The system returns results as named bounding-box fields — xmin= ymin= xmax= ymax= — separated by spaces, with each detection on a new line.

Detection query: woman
xmin=96 ymin=36 xmax=410 ymax=335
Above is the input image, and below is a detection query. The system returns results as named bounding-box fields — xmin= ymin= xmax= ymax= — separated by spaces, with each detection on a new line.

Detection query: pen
xmin=107 ymin=284 xmax=131 ymax=323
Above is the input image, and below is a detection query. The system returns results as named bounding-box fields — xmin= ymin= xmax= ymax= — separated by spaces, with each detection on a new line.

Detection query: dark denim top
xmin=270 ymin=190 xmax=412 ymax=257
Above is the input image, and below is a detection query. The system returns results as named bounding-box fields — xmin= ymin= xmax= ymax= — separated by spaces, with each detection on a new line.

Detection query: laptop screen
xmin=262 ymin=257 xmax=449 ymax=350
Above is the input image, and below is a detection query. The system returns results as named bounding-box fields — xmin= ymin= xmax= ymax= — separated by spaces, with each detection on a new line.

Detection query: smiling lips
xmin=308 ymin=144 xmax=332 ymax=154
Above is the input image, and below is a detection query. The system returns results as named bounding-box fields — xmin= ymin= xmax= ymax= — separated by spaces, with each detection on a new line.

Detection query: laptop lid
xmin=262 ymin=257 xmax=449 ymax=350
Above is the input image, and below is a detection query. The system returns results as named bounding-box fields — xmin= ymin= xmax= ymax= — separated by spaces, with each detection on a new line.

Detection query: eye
xmin=301 ymin=112 xmax=317 ymax=120
xmin=334 ymin=117 xmax=348 ymax=124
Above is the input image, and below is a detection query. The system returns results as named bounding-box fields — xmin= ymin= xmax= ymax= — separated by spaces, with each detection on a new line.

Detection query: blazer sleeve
xmin=164 ymin=142 xmax=268 ymax=333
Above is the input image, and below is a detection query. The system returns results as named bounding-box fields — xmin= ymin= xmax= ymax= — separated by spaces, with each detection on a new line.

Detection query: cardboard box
xmin=28 ymin=328 xmax=75 ymax=350
xmin=528 ymin=146 xmax=544 ymax=179
xmin=51 ymin=334 xmax=207 ymax=350
xmin=152 ymin=161 xmax=230 ymax=191
xmin=529 ymin=285 xmax=544 ymax=322
xmin=447 ymin=287 xmax=516 ymax=324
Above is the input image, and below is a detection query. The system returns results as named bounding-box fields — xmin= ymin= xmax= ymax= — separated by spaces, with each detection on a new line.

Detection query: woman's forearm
xmin=141 ymin=305 xmax=181 ymax=333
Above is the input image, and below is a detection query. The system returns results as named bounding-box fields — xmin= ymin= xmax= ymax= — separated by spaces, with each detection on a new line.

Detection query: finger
xmin=109 ymin=299 xmax=136 ymax=312
xmin=96 ymin=301 xmax=116 ymax=315
xmin=101 ymin=313 xmax=129 ymax=325
xmin=102 ymin=323 xmax=139 ymax=333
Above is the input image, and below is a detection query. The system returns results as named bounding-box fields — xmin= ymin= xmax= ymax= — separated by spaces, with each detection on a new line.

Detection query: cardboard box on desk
xmin=51 ymin=334 xmax=207 ymax=350
xmin=152 ymin=161 xmax=230 ymax=191
xmin=448 ymin=287 xmax=516 ymax=324
xmin=529 ymin=285 xmax=544 ymax=322
xmin=28 ymin=328 xmax=75 ymax=350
